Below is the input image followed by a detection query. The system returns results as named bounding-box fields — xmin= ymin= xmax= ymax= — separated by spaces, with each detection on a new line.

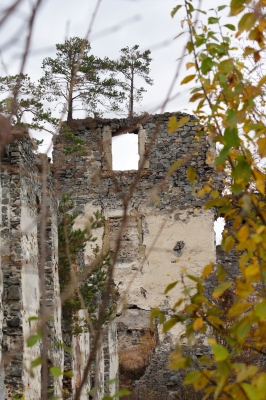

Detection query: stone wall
xmin=53 ymin=112 xmax=221 ymax=398
xmin=0 ymin=111 xmax=226 ymax=399
xmin=0 ymin=127 xmax=64 ymax=398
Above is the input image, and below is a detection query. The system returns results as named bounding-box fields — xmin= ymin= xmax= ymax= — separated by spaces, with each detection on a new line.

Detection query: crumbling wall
xmin=53 ymin=113 xmax=218 ymax=315
xmin=53 ymin=112 xmax=220 ymax=397
xmin=0 ymin=127 xmax=63 ymax=399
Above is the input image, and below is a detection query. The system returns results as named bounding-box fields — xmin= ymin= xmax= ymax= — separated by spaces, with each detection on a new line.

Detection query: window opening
xmin=112 ymin=133 xmax=139 ymax=171
xmin=214 ymin=217 xmax=225 ymax=246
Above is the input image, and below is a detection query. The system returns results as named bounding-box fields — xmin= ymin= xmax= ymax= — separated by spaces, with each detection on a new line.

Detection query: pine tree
xmin=115 ymin=45 xmax=153 ymax=117
xmin=40 ymin=37 xmax=124 ymax=121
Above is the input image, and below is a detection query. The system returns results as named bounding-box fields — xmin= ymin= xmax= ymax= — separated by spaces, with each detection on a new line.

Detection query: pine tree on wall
xmin=115 ymin=45 xmax=153 ymax=118
xmin=40 ymin=37 xmax=125 ymax=121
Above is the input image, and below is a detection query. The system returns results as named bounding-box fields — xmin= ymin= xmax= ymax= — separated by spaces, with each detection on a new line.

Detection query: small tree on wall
xmin=115 ymin=45 xmax=153 ymax=118
xmin=40 ymin=37 xmax=124 ymax=121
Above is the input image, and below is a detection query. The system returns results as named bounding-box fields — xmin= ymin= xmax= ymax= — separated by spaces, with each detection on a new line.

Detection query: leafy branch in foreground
xmin=154 ymin=1 xmax=266 ymax=399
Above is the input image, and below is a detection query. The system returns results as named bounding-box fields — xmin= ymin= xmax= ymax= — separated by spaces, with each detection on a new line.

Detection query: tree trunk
xmin=67 ymin=96 xmax=73 ymax=121
xmin=129 ymin=69 xmax=134 ymax=118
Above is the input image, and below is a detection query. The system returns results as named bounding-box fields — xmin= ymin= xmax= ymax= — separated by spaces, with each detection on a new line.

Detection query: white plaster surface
xmin=51 ymin=210 xmax=64 ymax=395
xmin=114 ymin=208 xmax=215 ymax=311
xmin=74 ymin=204 xmax=104 ymax=265
xmin=108 ymin=321 xmax=119 ymax=396
xmin=72 ymin=310 xmax=90 ymax=400
xmin=21 ymin=204 xmax=41 ymax=399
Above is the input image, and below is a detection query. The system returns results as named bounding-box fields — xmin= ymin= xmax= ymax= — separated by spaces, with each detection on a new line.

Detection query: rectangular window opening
xmin=112 ymin=133 xmax=139 ymax=171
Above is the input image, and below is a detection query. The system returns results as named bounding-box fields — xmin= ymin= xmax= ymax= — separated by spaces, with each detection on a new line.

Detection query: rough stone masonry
xmin=53 ymin=111 xmax=223 ymax=398
xmin=0 ymin=111 xmax=224 ymax=399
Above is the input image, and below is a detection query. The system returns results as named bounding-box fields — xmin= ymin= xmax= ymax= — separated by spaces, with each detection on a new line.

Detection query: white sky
xmin=0 ymin=0 xmax=233 ymax=118
xmin=1 ymin=0 xmax=235 ymax=239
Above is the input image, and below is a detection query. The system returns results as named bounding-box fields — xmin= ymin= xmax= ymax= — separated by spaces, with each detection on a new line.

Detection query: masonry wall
xmin=53 ymin=112 xmax=221 ymax=397
xmin=0 ymin=128 xmax=63 ymax=399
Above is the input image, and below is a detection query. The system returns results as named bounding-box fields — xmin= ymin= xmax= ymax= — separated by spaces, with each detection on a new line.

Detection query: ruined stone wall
xmin=0 ymin=127 xmax=63 ymax=399
xmin=53 ymin=112 xmax=221 ymax=398
xmin=0 ymin=111 xmax=224 ymax=399
xmin=53 ymin=112 xmax=218 ymax=313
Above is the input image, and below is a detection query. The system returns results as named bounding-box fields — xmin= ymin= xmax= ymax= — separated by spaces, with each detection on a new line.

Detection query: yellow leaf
xmin=198 ymin=188 xmax=205 ymax=197
xmin=257 ymin=137 xmax=266 ymax=157
xmin=168 ymin=159 xmax=183 ymax=175
xmin=254 ymin=167 xmax=265 ymax=195
xmin=181 ymin=74 xmax=196 ymax=85
xmin=193 ymin=317 xmax=203 ymax=331
xmin=202 ymin=262 xmax=214 ymax=279
xmin=244 ymin=264 xmax=260 ymax=281
xmin=168 ymin=116 xmax=190 ymax=133
xmin=233 ymin=215 xmax=242 ymax=230
xmin=236 ymin=365 xmax=258 ymax=383
xmin=258 ymin=75 xmax=266 ymax=87
xmin=212 ymin=281 xmax=233 ymax=300
xmin=186 ymin=62 xmax=195 ymax=69
xmin=168 ymin=116 xmax=178 ymax=134
xmin=228 ymin=302 xmax=252 ymax=318
xmin=238 ymin=224 xmax=249 ymax=242
xmin=187 ymin=167 xmax=196 ymax=184
xmin=235 ymin=279 xmax=254 ymax=298
xmin=222 ymin=235 xmax=235 ymax=252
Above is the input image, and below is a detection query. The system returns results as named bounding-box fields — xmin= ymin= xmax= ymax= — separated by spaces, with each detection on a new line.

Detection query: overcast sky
xmin=1 ymin=0 xmax=229 ymax=241
xmin=0 ymin=0 xmax=235 ymax=151
xmin=1 ymin=0 xmax=231 ymax=117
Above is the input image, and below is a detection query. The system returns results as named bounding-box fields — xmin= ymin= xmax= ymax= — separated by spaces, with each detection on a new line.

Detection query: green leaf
xmin=212 ymin=344 xmax=229 ymax=362
xmin=241 ymin=383 xmax=260 ymax=400
xmin=208 ymin=17 xmax=220 ymax=24
xmin=171 ymin=5 xmax=182 ymax=18
xmin=27 ymin=332 xmax=41 ymax=347
xmin=50 ymin=366 xmax=62 ymax=379
xmin=28 ymin=316 xmax=40 ymax=322
xmin=236 ymin=320 xmax=251 ymax=343
xmin=218 ymin=5 xmax=227 ymax=11
xmin=187 ymin=41 xmax=193 ymax=53
xmin=114 ymin=390 xmax=131 ymax=397
xmin=224 ymin=127 xmax=240 ymax=148
xmin=212 ymin=281 xmax=233 ymax=300
xmin=64 ymin=371 xmax=74 ymax=378
xmin=31 ymin=357 xmax=42 ymax=369
xmin=255 ymin=302 xmax=266 ymax=320
xmin=163 ymin=318 xmax=179 ymax=333
xmin=185 ymin=370 xmax=202 ymax=384
xmin=224 ymin=24 xmax=236 ymax=31
xmin=54 ymin=341 xmax=72 ymax=355
xmin=232 ymin=156 xmax=251 ymax=185
xmin=215 ymin=145 xmax=230 ymax=166
xmin=164 ymin=281 xmax=178 ymax=294
xmin=107 ymin=378 xmax=118 ymax=385
xmin=201 ymin=57 xmax=215 ymax=75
